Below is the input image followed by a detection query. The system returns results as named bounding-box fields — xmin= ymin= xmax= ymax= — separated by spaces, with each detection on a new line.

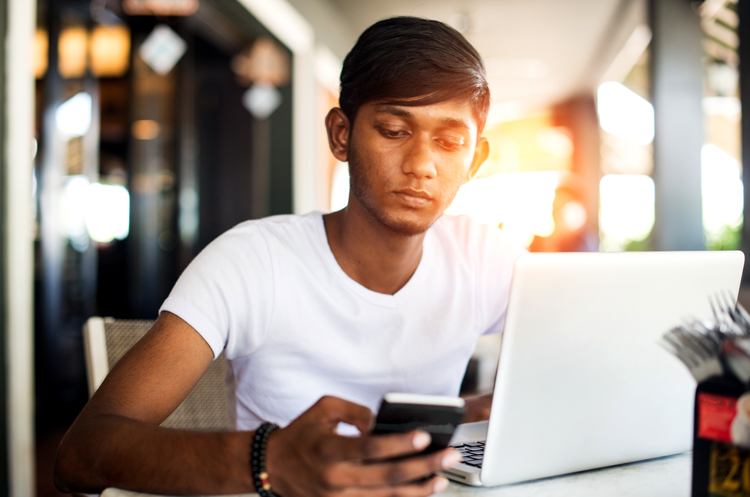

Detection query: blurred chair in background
xmin=83 ymin=317 xmax=231 ymax=431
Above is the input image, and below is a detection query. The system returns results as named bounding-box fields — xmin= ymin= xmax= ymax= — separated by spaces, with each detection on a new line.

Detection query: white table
xmin=101 ymin=451 xmax=692 ymax=497
xmin=442 ymin=452 xmax=691 ymax=497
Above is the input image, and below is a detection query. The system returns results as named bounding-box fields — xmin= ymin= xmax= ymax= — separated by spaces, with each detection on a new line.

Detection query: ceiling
xmin=329 ymin=0 xmax=646 ymax=125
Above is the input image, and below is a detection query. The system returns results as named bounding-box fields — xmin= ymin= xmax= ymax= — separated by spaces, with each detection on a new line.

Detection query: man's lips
xmin=393 ymin=188 xmax=432 ymax=207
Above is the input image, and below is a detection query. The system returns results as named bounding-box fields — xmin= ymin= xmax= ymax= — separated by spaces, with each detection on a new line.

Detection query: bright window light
xmin=56 ymin=92 xmax=92 ymax=138
xmin=84 ymin=183 xmax=130 ymax=243
xmin=562 ymin=201 xmax=587 ymax=231
xmin=599 ymin=174 xmax=655 ymax=249
xmin=60 ymin=177 xmax=131 ymax=246
xmin=446 ymin=171 xmax=560 ymax=247
xmin=703 ymin=96 xmax=741 ymax=117
xmin=702 ymin=144 xmax=743 ymax=233
xmin=536 ymin=127 xmax=573 ymax=159
xmin=597 ymin=82 xmax=654 ymax=145
xmin=330 ymin=161 xmax=350 ymax=212
xmin=60 ymin=175 xmax=91 ymax=252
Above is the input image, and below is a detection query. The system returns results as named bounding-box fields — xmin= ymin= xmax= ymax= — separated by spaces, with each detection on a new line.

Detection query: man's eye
xmin=436 ymin=137 xmax=464 ymax=151
xmin=379 ymin=128 xmax=406 ymax=138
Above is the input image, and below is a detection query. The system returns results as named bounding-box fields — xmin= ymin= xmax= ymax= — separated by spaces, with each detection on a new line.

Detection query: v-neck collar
xmin=312 ymin=212 xmax=433 ymax=309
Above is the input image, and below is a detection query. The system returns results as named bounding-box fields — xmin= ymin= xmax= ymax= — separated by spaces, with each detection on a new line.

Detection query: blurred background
xmin=0 ymin=0 xmax=745 ymax=494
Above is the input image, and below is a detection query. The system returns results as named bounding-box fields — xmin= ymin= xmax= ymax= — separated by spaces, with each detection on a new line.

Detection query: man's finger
xmin=318 ymin=430 xmax=432 ymax=462
xmin=326 ymin=448 xmax=461 ymax=488
xmin=339 ymin=475 xmax=450 ymax=497
xmin=308 ymin=396 xmax=374 ymax=433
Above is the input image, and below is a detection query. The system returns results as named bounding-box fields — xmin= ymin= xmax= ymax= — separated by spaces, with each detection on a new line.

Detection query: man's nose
xmin=401 ymin=136 xmax=437 ymax=179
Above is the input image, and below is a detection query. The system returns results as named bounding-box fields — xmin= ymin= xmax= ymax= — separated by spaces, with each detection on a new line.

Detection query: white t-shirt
xmin=160 ymin=212 xmax=524 ymax=431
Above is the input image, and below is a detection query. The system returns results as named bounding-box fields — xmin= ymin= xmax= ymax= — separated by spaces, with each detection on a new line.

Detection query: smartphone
xmin=372 ymin=393 xmax=465 ymax=454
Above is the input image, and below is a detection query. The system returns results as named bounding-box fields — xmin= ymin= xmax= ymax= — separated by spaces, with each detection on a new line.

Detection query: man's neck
xmin=322 ymin=202 xmax=426 ymax=296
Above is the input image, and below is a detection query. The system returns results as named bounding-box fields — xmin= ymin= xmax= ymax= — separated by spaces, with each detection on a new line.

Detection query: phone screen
xmin=372 ymin=393 xmax=465 ymax=454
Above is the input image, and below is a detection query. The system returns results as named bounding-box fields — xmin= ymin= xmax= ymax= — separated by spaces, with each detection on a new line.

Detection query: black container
xmin=693 ymin=375 xmax=749 ymax=497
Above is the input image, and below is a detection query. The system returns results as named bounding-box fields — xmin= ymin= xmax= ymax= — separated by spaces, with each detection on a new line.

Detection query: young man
xmin=55 ymin=17 xmax=523 ymax=497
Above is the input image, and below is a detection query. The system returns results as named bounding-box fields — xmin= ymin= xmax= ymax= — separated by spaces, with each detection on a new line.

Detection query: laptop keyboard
xmin=449 ymin=441 xmax=485 ymax=468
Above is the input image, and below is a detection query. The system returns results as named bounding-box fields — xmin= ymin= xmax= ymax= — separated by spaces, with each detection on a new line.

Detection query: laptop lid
xmin=481 ymin=251 xmax=744 ymax=487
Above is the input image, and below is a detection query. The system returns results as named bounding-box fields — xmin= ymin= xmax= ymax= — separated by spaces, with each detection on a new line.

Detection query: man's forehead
xmin=370 ymin=101 xmax=477 ymax=131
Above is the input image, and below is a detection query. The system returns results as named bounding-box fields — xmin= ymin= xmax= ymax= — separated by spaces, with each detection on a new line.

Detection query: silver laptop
xmin=441 ymin=251 xmax=745 ymax=487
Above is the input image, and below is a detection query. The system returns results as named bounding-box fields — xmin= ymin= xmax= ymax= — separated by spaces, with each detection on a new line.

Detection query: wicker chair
xmin=83 ymin=317 xmax=232 ymax=431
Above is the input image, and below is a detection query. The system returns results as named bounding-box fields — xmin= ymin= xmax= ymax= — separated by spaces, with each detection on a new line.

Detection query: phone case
xmin=372 ymin=397 xmax=465 ymax=453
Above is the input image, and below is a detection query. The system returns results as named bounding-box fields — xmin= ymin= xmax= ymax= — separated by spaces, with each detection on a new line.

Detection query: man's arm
xmin=462 ymin=394 xmax=492 ymax=423
xmin=55 ymin=312 xmax=459 ymax=496
xmin=54 ymin=311 xmax=257 ymax=494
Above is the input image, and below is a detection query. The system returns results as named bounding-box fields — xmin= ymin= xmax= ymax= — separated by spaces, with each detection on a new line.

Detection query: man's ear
xmin=467 ymin=136 xmax=489 ymax=180
xmin=326 ymin=108 xmax=350 ymax=162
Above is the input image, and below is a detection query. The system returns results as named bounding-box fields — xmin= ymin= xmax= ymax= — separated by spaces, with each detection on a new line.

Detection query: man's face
xmin=343 ymin=99 xmax=488 ymax=236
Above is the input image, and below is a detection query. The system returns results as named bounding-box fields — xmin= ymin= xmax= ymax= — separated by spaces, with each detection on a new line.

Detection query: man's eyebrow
xmin=439 ymin=117 xmax=471 ymax=131
xmin=375 ymin=106 xmax=471 ymax=131
xmin=374 ymin=106 xmax=413 ymax=118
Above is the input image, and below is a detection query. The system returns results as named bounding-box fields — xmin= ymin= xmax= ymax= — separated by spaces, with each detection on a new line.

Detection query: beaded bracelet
xmin=251 ymin=422 xmax=280 ymax=497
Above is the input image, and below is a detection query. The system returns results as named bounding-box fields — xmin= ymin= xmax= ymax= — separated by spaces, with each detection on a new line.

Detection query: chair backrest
xmin=83 ymin=317 xmax=232 ymax=431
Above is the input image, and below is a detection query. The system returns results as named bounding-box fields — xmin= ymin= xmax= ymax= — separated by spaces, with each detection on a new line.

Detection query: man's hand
xmin=462 ymin=394 xmax=492 ymax=423
xmin=266 ymin=396 xmax=461 ymax=497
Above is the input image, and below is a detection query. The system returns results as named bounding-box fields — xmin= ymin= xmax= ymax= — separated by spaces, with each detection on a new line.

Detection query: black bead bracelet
xmin=251 ymin=422 xmax=280 ymax=497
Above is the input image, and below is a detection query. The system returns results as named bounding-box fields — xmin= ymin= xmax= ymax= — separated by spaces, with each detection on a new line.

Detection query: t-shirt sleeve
xmin=159 ymin=224 xmax=274 ymax=360
xmin=473 ymin=224 xmax=527 ymax=335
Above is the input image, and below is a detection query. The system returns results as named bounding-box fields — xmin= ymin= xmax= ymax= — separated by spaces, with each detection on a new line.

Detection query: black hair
xmin=339 ymin=16 xmax=491 ymax=133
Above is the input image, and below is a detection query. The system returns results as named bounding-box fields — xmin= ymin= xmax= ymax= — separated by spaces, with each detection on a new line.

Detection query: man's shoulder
xmin=217 ymin=212 xmax=321 ymax=244
xmin=228 ymin=212 xmax=319 ymax=233
xmin=193 ymin=213 xmax=323 ymax=266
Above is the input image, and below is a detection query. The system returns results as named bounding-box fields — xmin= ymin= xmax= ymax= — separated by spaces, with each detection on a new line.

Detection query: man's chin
xmin=372 ymin=211 xmax=441 ymax=237
xmin=350 ymin=188 xmax=442 ymax=236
